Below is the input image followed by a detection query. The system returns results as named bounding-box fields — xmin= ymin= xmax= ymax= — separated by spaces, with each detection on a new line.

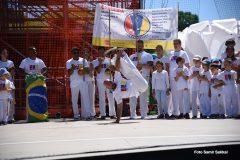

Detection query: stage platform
xmin=0 ymin=117 xmax=240 ymax=159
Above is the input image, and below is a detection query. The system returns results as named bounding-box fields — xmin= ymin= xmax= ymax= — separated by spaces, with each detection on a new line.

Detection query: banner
xmin=26 ymin=74 xmax=48 ymax=122
xmin=92 ymin=4 xmax=178 ymax=49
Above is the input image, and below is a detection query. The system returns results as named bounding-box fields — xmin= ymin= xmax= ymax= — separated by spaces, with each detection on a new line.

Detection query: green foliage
xmin=178 ymin=11 xmax=199 ymax=31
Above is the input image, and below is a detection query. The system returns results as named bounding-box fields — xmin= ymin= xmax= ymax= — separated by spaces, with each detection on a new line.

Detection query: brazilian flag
xmin=26 ymin=74 xmax=48 ymax=122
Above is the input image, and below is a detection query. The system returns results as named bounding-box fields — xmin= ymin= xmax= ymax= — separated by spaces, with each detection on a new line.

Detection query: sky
xmin=144 ymin=0 xmax=238 ymax=22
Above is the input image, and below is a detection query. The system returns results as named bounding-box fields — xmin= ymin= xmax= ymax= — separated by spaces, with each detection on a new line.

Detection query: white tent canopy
xmin=178 ymin=19 xmax=240 ymax=62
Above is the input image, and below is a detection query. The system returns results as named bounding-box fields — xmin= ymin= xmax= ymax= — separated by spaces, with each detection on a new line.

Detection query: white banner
xmin=92 ymin=4 xmax=178 ymax=49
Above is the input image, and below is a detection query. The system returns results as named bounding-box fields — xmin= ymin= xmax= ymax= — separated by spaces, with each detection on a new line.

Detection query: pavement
xmin=0 ymin=117 xmax=240 ymax=159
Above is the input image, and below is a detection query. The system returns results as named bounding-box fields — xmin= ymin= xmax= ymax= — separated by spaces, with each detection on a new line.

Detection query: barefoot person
xmin=104 ymin=49 xmax=148 ymax=123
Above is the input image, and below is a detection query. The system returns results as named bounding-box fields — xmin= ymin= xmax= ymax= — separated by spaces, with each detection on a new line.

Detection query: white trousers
xmin=129 ymin=76 xmax=149 ymax=118
xmin=170 ymin=78 xmax=179 ymax=115
xmin=211 ymin=93 xmax=225 ymax=115
xmin=224 ymin=86 xmax=239 ymax=117
xmin=8 ymin=92 xmax=15 ymax=121
xmin=191 ymin=90 xmax=199 ymax=117
xmin=177 ymin=89 xmax=189 ymax=114
xmin=0 ymin=99 xmax=8 ymax=122
xmin=81 ymin=81 xmax=96 ymax=117
xmin=71 ymin=82 xmax=90 ymax=118
xmin=97 ymin=81 xmax=116 ymax=117
xmin=155 ymin=90 xmax=168 ymax=115
xmin=199 ymin=93 xmax=211 ymax=116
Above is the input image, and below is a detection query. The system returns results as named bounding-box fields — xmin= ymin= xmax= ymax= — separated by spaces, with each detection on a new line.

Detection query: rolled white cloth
xmin=118 ymin=53 xmax=148 ymax=93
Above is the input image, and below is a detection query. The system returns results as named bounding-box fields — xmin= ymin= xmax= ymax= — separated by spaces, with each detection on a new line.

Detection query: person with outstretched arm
xmin=104 ymin=49 xmax=148 ymax=123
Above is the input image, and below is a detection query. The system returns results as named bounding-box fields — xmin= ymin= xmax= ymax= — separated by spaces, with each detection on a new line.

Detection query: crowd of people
xmin=0 ymin=38 xmax=240 ymax=124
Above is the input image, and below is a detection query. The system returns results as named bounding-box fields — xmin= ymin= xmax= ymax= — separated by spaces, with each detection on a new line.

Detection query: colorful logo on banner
xmin=124 ymin=13 xmax=150 ymax=38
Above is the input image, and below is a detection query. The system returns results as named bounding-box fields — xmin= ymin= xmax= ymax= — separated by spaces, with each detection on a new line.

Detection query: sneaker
xmin=129 ymin=117 xmax=137 ymax=120
xmin=73 ymin=117 xmax=80 ymax=121
xmin=178 ymin=113 xmax=184 ymax=119
xmin=184 ymin=113 xmax=190 ymax=119
xmin=86 ymin=117 xmax=92 ymax=121
xmin=200 ymin=113 xmax=203 ymax=119
xmin=219 ymin=114 xmax=225 ymax=119
xmin=157 ymin=114 xmax=164 ymax=119
xmin=202 ymin=115 xmax=208 ymax=119
xmin=110 ymin=116 xmax=117 ymax=119
xmin=164 ymin=114 xmax=170 ymax=119
xmin=192 ymin=116 xmax=197 ymax=119
xmin=169 ymin=115 xmax=176 ymax=119
xmin=141 ymin=116 xmax=146 ymax=119
xmin=100 ymin=116 xmax=106 ymax=120
xmin=2 ymin=121 xmax=7 ymax=125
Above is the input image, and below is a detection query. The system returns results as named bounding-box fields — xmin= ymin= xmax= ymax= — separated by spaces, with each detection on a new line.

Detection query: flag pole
xmin=108 ymin=5 xmax=112 ymax=81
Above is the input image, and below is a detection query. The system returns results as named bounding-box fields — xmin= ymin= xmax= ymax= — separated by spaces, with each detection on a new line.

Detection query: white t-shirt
xmin=152 ymin=70 xmax=169 ymax=91
xmin=221 ymin=70 xmax=237 ymax=87
xmin=130 ymin=51 xmax=153 ymax=77
xmin=210 ymin=73 xmax=224 ymax=95
xmin=92 ymin=57 xmax=112 ymax=83
xmin=189 ymin=66 xmax=203 ymax=91
xmin=0 ymin=60 xmax=14 ymax=81
xmin=168 ymin=50 xmax=190 ymax=78
xmin=19 ymin=57 xmax=46 ymax=75
xmin=153 ymin=56 xmax=170 ymax=69
xmin=199 ymin=70 xmax=212 ymax=94
xmin=174 ymin=67 xmax=190 ymax=91
xmin=113 ymin=72 xmax=139 ymax=104
xmin=66 ymin=58 xmax=89 ymax=88
xmin=0 ymin=79 xmax=15 ymax=100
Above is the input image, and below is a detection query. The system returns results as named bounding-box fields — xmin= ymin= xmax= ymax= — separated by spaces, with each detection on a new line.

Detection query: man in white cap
xmin=104 ymin=49 xmax=148 ymax=123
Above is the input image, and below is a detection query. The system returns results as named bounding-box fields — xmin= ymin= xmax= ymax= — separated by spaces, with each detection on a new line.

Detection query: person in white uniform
xmin=152 ymin=61 xmax=170 ymax=119
xmin=19 ymin=47 xmax=47 ymax=76
xmin=168 ymin=39 xmax=190 ymax=119
xmin=92 ymin=47 xmax=116 ymax=120
xmin=221 ymin=59 xmax=239 ymax=118
xmin=153 ymin=45 xmax=170 ymax=72
xmin=66 ymin=47 xmax=91 ymax=120
xmin=104 ymin=49 xmax=148 ymax=123
xmin=174 ymin=57 xmax=190 ymax=119
xmin=189 ymin=55 xmax=203 ymax=118
xmin=0 ymin=68 xmax=15 ymax=125
xmin=198 ymin=59 xmax=212 ymax=118
xmin=82 ymin=48 xmax=96 ymax=119
xmin=0 ymin=49 xmax=15 ymax=123
xmin=129 ymin=40 xmax=153 ymax=119
xmin=210 ymin=63 xmax=225 ymax=119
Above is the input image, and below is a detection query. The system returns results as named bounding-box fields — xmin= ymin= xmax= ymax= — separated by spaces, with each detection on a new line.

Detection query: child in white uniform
xmin=0 ymin=49 xmax=15 ymax=123
xmin=222 ymin=59 xmax=239 ymax=118
xmin=189 ymin=55 xmax=203 ymax=118
xmin=174 ymin=57 xmax=190 ymax=119
xmin=199 ymin=59 xmax=212 ymax=118
xmin=210 ymin=63 xmax=225 ymax=118
xmin=0 ymin=68 xmax=15 ymax=125
xmin=152 ymin=61 xmax=170 ymax=119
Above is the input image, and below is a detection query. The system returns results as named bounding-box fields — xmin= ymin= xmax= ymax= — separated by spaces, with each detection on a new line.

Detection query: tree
xmin=178 ymin=11 xmax=199 ymax=31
